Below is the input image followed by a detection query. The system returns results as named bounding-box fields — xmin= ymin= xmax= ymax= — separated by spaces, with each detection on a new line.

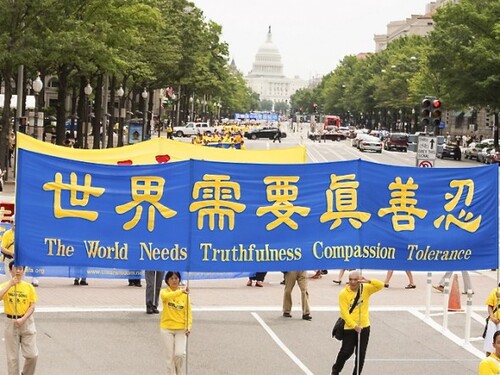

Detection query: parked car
xmin=477 ymin=146 xmax=494 ymax=163
xmin=358 ymin=136 xmax=383 ymax=153
xmin=464 ymin=142 xmax=482 ymax=160
xmin=486 ymin=149 xmax=500 ymax=165
xmin=173 ymin=122 xmax=212 ymax=137
xmin=384 ymin=133 xmax=408 ymax=152
xmin=438 ymin=143 xmax=461 ymax=160
xmin=308 ymin=130 xmax=346 ymax=142
xmin=244 ymin=126 xmax=287 ymax=140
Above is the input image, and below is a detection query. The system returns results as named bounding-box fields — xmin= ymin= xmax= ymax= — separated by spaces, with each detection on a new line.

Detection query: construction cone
xmin=448 ymin=274 xmax=462 ymax=311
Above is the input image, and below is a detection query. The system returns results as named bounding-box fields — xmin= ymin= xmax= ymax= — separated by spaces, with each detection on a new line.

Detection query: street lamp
xmin=116 ymin=85 xmax=124 ymax=146
xmin=189 ymin=96 xmax=194 ymax=122
xmin=32 ymin=73 xmax=43 ymax=139
xmin=202 ymin=99 xmax=207 ymax=121
xmin=84 ymin=83 xmax=93 ymax=148
xmin=142 ymin=88 xmax=148 ymax=141
xmin=158 ymin=89 xmax=165 ymax=138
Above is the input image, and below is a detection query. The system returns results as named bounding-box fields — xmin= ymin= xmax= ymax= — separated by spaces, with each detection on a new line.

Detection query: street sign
xmin=417 ymin=136 xmax=437 ymax=161
xmin=439 ymin=121 xmax=446 ymax=129
xmin=418 ymin=160 xmax=434 ymax=168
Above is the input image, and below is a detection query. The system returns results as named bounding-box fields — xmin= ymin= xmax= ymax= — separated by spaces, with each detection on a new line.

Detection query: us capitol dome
xmin=245 ymin=26 xmax=307 ymax=104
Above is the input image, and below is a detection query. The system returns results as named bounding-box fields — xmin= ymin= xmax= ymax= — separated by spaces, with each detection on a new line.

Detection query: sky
xmin=193 ymin=0 xmax=431 ymax=80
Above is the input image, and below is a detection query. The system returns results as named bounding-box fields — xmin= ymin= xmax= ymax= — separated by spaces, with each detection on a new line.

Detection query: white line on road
xmin=408 ymin=308 xmax=484 ymax=359
xmin=251 ymin=312 xmax=314 ymax=375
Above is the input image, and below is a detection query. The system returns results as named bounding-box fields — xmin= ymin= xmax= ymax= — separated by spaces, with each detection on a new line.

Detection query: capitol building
xmin=244 ymin=27 xmax=308 ymax=104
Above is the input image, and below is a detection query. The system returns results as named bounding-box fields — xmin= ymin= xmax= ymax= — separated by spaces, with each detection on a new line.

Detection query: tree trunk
xmin=92 ymin=74 xmax=103 ymax=149
xmin=56 ymin=65 xmax=70 ymax=145
xmin=107 ymin=75 xmax=116 ymax=148
xmin=0 ymin=69 xmax=13 ymax=178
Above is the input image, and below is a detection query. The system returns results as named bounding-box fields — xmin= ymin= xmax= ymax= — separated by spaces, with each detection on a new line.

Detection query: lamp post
xmin=189 ymin=95 xmax=194 ymax=122
xmin=32 ymin=73 xmax=43 ymax=139
xmin=158 ymin=89 xmax=165 ymax=138
xmin=142 ymin=88 xmax=148 ymax=141
xmin=116 ymin=85 xmax=124 ymax=146
xmin=202 ymin=99 xmax=207 ymax=121
xmin=84 ymin=83 xmax=92 ymax=148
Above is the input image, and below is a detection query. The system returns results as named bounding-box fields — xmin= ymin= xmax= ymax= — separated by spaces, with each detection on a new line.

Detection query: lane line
xmin=408 ymin=308 xmax=484 ymax=359
xmin=251 ymin=312 xmax=314 ymax=375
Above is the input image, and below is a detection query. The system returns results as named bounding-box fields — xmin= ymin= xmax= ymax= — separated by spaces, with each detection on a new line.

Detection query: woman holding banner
xmin=160 ymin=271 xmax=192 ymax=374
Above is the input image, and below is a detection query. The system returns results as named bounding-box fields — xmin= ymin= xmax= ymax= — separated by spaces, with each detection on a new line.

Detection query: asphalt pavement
xmin=0 ymin=129 xmax=498 ymax=374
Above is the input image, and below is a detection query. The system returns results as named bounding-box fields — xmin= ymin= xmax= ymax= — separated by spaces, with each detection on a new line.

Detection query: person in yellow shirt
xmin=331 ymin=270 xmax=384 ymax=375
xmin=484 ymin=285 xmax=500 ymax=356
xmin=160 ymin=271 xmax=192 ymax=375
xmin=0 ymin=261 xmax=39 ymax=375
xmin=479 ymin=330 xmax=500 ymax=374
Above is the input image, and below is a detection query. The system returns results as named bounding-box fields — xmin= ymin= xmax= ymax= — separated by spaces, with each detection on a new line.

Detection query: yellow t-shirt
xmin=160 ymin=287 xmax=192 ymax=330
xmin=339 ymin=279 xmax=384 ymax=329
xmin=478 ymin=354 xmax=500 ymax=375
xmin=0 ymin=280 xmax=38 ymax=316
xmin=485 ymin=288 xmax=500 ymax=320
xmin=1 ymin=228 xmax=15 ymax=258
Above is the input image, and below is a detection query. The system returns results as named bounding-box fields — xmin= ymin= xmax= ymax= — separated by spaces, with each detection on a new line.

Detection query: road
xmin=0 ymin=125 xmax=496 ymax=374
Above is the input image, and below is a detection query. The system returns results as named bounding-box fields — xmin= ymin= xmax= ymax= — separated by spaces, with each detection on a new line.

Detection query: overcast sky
xmin=193 ymin=0 xmax=431 ymax=80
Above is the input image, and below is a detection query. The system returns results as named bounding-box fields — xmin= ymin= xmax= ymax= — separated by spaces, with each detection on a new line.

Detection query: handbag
xmin=483 ymin=306 xmax=499 ymax=339
xmin=332 ymin=284 xmax=362 ymax=341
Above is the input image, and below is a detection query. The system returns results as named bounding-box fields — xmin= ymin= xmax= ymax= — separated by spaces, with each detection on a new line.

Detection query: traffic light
xmin=431 ymin=99 xmax=442 ymax=127
xmin=420 ymin=98 xmax=432 ymax=128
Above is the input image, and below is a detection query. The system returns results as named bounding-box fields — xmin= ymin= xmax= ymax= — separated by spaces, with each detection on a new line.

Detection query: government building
xmin=244 ymin=27 xmax=308 ymax=105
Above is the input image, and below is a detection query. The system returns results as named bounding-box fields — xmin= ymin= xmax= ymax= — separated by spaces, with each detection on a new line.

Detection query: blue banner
xmin=15 ymin=149 xmax=499 ymax=272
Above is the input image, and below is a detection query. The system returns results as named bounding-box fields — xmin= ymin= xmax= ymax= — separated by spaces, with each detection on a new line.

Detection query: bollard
xmin=425 ymin=272 xmax=432 ymax=319
xmin=442 ymin=277 xmax=450 ymax=331
xmin=464 ymin=289 xmax=473 ymax=344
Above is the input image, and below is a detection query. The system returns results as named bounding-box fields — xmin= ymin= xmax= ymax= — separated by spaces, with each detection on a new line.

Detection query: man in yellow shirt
xmin=479 ymin=330 xmax=500 ymax=374
xmin=331 ymin=270 xmax=384 ymax=375
xmin=0 ymin=261 xmax=39 ymax=375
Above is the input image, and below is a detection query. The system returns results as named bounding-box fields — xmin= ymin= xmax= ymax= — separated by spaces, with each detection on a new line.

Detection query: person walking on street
xmin=0 ymin=261 xmax=39 ymax=375
xmin=160 ymin=271 xmax=192 ymax=375
xmin=146 ymin=270 xmax=165 ymax=314
xmin=433 ymin=271 xmax=473 ymax=294
xmin=331 ymin=270 xmax=384 ymax=375
xmin=273 ymin=125 xmax=282 ymax=143
xmin=282 ymin=271 xmax=312 ymax=320
xmin=383 ymin=270 xmax=416 ymax=289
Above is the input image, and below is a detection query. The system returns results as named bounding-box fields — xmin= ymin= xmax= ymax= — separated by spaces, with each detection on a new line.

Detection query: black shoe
xmin=283 ymin=312 xmax=292 ymax=318
xmin=134 ymin=283 xmax=142 ymax=287
xmin=74 ymin=279 xmax=80 ymax=286
xmin=280 ymin=280 xmax=285 ymax=285
xmin=152 ymin=306 xmax=160 ymax=314
xmin=80 ymin=280 xmax=88 ymax=286
xmin=128 ymin=281 xmax=134 ymax=286
xmin=320 ymin=270 xmax=328 ymax=275
xmin=302 ymin=314 xmax=312 ymax=321
xmin=146 ymin=307 xmax=153 ymax=314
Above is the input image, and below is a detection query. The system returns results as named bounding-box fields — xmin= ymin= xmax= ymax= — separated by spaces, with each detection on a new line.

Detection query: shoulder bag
xmin=332 ymin=284 xmax=362 ymax=341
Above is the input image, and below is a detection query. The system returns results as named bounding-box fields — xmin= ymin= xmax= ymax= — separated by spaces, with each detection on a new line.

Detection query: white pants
xmin=483 ymin=319 xmax=500 ymax=354
xmin=161 ymin=329 xmax=186 ymax=375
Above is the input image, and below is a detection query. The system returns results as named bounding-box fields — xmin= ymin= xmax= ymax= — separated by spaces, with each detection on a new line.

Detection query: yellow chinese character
xmin=115 ymin=176 xmax=177 ymax=231
xmin=43 ymin=172 xmax=105 ymax=220
xmin=256 ymin=176 xmax=310 ymax=230
xmin=189 ymin=174 xmax=246 ymax=230
xmin=320 ymin=174 xmax=370 ymax=230
xmin=433 ymin=179 xmax=481 ymax=232
xmin=377 ymin=177 xmax=427 ymax=231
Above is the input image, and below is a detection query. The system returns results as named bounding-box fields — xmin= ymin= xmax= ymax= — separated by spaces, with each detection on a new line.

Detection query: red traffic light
xmin=432 ymin=99 xmax=442 ymax=109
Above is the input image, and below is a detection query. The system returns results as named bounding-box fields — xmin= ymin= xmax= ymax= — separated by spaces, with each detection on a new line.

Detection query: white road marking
xmin=251 ymin=312 xmax=314 ymax=375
